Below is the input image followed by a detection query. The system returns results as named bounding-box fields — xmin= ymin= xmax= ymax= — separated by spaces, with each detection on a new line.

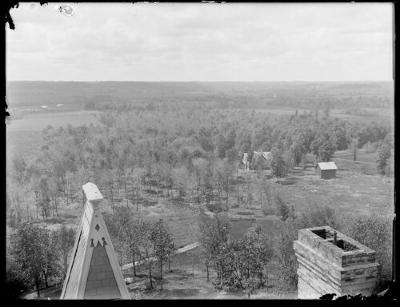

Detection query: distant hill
xmin=6 ymin=81 xmax=394 ymax=109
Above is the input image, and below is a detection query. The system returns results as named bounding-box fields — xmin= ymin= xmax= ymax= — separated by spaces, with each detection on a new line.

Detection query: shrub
xmin=261 ymin=180 xmax=276 ymax=216
xmin=296 ymin=204 xmax=341 ymax=230
xmin=273 ymin=218 xmax=298 ymax=291
xmin=206 ymin=202 xmax=223 ymax=213
xmin=376 ymin=143 xmax=391 ymax=176
xmin=276 ymin=194 xmax=296 ymax=221
xmin=6 ymin=265 xmax=28 ymax=299
xmin=262 ymin=206 xmax=275 ymax=216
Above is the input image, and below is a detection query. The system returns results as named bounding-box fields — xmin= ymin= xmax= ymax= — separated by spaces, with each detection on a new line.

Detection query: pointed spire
xmin=60 ymin=183 xmax=130 ymax=299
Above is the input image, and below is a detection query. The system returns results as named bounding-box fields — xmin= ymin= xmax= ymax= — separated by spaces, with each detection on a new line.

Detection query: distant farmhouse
xmin=241 ymin=151 xmax=273 ymax=171
xmin=316 ymin=162 xmax=337 ymax=179
xmin=251 ymin=151 xmax=273 ymax=170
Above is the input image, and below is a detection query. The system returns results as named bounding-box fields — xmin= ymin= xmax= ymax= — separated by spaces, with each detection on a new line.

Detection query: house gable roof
xmin=253 ymin=151 xmax=272 ymax=162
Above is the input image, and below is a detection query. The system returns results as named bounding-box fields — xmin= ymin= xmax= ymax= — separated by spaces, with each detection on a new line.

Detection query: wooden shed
xmin=316 ymin=162 xmax=337 ymax=179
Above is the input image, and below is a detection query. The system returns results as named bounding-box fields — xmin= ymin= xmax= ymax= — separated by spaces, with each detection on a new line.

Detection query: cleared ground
xmin=6 ymin=110 xmax=101 ymax=132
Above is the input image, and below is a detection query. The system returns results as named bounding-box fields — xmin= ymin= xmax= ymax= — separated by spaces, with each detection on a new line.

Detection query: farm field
xmin=233 ymin=168 xmax=393 ymax=220
xmin=6 ymin=110 xmax=101 ymax=132
xmin=331 ymin=108 xmax=394 ymax=124
xmin=255 ymin=107 xmax=394 ymax=124
xmin=6 ymin=110 xmax=101 ymax=163
xmin=273 ymin=170 xmax=394 ymax=218
xmin=333 ymin=148 xmax=394 ymax=176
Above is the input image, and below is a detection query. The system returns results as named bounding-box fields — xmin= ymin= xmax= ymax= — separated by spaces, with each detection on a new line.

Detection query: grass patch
xmin=141 ymin=199 xmax=158 ymax=207
xmin=236 ymin=211 xmax=254 ymax=216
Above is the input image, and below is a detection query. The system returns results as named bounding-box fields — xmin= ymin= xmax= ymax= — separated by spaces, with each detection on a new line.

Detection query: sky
xmin=6 ymin=2 xmax=393 ymax=82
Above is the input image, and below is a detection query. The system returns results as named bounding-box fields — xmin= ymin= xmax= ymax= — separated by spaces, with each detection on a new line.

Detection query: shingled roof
xmin=253 ymin=151 xmax=273 ymax=162
xmin=317 ymin=162 xmax=337 ymax=170
xmin=60 ymin=182 xmax=130 ymax=299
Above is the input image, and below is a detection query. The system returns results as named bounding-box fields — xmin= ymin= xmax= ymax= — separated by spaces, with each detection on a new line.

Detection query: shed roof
xmin=317 ymin=162 xmax=337 ymax=170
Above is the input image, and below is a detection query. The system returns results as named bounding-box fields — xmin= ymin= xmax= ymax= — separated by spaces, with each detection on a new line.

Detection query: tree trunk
xmin=157 ymin=260 xmax=163 ymax=290
xmin=206 ymin=264 xmax=209 ymax=281
xmin=44 ymin=272 xmax=49 ymax=288
xmin=192 ymin=254 xmax=195 ymax=276
xmin=168 ymin=257 xmax=171 ymax=272
xmin=149 ymin=262 xmax=153 ymax=289
xmin=160 ymin=260 xmax=163 ymax=280
xmin=353 ymin=146 xmax=357 ymax=161
xmin=132 ymin=254 xmax=136 ymax=277
xmin=35 ymin=279 xmax=41 ymax=298
xmin=66 ymin=189 xmax=69 ymax=205
xmin=54 ymin=196 xmax=58 ymax=216
xmin=125 ymin=181 xmax=128 ymax=207
xmin=136 ymin=189 xmax=139 ymax=211
xmin=110 ymin=184 xmax=114 ymax=204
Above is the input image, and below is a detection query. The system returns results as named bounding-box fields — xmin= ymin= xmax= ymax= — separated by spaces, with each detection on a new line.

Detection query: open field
xmin=333 ymin=148 xmax=394 ymax=175
xmin=6 ymin=110 xmax=101 ymax=132
xmin=6 ymin=110 xmax=101 ymax=162
xmin=274 ymin=170 xmax=394 ymax=218
xmin=331 ymin=108 xmax=394 ymax=124
xmin=255 ymin=107 xmax=393 ymax=124
xmin=232 ymin=170 xmax=393 ymax=223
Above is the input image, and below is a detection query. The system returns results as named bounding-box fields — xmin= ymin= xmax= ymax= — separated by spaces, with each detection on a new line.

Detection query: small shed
xmin=316 ymin=162 xmax=337 ymax=179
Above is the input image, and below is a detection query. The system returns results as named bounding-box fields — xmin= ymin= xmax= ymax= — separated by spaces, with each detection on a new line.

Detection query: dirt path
xmin=122 ymin=241 xmax=202 ymax=271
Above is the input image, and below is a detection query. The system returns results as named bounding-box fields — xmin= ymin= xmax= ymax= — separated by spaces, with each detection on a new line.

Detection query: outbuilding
xmin=316 ymin=162 xmax=337 ymax=179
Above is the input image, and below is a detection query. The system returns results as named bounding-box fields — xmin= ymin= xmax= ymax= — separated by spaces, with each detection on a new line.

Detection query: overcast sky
xmin=6 ymin=2 xmax=393 ymax=81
